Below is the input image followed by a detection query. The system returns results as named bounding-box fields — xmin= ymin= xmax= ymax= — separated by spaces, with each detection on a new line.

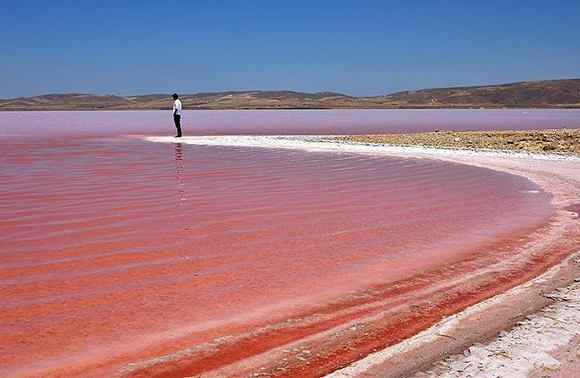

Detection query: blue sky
xmin=1 ymin=0 xmax=579 ymax=98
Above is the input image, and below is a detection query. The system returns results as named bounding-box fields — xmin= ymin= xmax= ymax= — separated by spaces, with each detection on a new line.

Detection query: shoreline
xmin=146 ymin=134 xmax=580 ymax=377
xmin=3 ymin=106 xmax=580 ymax=112
xmin=326 ymin=134 xmax=580 ymax=378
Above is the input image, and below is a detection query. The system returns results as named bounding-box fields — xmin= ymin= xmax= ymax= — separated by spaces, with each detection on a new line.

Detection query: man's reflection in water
xmin=174 ymin=143 xmax=186 ymax=205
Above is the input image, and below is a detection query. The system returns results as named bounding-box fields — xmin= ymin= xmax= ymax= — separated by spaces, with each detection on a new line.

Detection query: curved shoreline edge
xmin=145 ymin=135 xmax=580 ymax=378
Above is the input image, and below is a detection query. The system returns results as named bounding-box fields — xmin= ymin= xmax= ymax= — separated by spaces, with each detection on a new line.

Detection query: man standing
xmin=172 ymin=93 xmax=182 ymax=137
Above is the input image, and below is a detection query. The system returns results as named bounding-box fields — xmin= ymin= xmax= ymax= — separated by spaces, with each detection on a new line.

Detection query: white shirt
xmin=173 ymin=99 xmax=182 ymax=115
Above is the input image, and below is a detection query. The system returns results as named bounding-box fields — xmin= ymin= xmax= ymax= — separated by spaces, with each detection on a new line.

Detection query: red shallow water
xmin=0 ymin=131 xmax=553 ymax=377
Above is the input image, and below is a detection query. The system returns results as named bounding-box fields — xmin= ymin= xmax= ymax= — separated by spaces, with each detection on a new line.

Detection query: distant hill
xmin=372 ymin=79 xmax=580 ymax=108
xmin=1 ymin=79 xmax=579 ymax=110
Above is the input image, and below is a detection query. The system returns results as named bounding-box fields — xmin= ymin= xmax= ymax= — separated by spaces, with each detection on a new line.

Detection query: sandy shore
xmin=335 ymin=129 xmax=580 ymax=154
xmin=147 ymin=135 xmax=580 ymax=377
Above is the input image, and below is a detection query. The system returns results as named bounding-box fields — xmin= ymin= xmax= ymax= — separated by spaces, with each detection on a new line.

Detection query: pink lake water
xmin=0 ymin=110 xmax=568 ymax=377
xmin=0 ymin=108 xmax=578 ymax=137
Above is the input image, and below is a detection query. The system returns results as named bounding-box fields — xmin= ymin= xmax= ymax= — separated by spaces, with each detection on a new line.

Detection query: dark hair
xmin=172 ymin=93 xmax=178 ymax=99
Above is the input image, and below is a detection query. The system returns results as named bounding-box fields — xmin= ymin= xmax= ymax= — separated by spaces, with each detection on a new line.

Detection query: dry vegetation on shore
xmin=334 ymin=129 xmax=580 ymax=154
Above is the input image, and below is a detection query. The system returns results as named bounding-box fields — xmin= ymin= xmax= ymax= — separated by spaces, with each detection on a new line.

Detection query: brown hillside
xmin=371 ymin=79 xmax=580 ymax=107
xmin=1 ymin=79 xmax=579 ymax=110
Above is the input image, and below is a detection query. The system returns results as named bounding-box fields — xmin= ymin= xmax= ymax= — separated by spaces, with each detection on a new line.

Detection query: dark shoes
xmin=175 ymin=135 xmax=182 ymax=138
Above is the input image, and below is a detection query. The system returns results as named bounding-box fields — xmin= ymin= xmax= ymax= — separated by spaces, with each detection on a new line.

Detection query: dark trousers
xmin=173 ymin=114 xmax=182 ymax=137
